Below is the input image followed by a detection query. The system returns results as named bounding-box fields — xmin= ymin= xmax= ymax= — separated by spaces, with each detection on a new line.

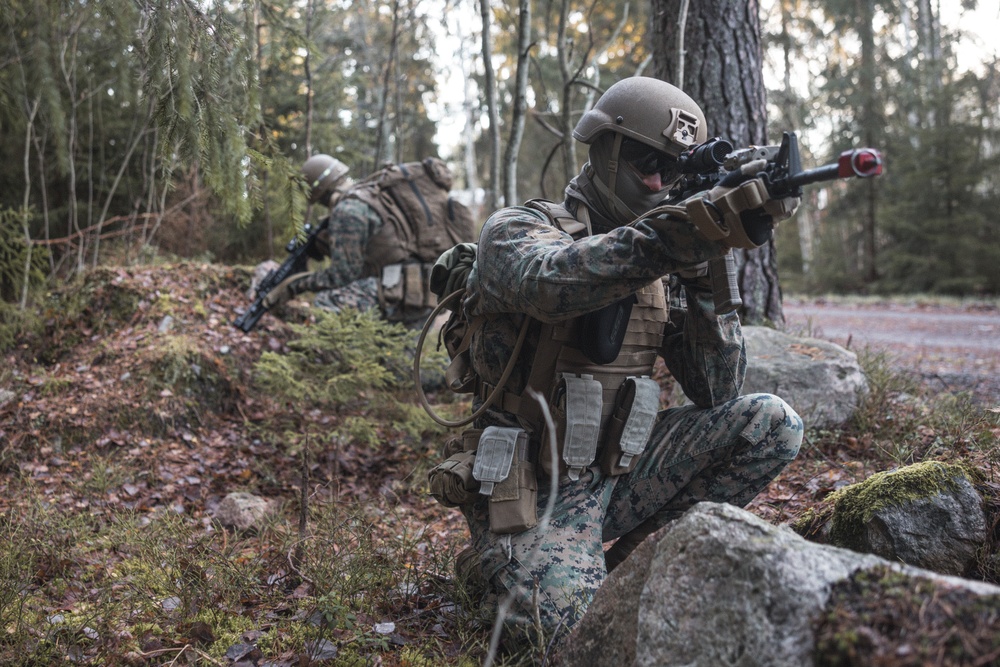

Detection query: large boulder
xmin=797 ymin=461 xmax=988 ymax=576
xmin=556 ymin=502 xmax=1000 ymax=667
xmin=742 ymin=325 xmax=867 ymax=429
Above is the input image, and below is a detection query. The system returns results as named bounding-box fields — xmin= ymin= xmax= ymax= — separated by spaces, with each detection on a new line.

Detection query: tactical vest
xmin=425 ymin=199 xmax=671 ymax=531
xmin=475 ymin=199 xmax=669 ymax=479
xmin=346 ymin=157 xmax=477 ymax=323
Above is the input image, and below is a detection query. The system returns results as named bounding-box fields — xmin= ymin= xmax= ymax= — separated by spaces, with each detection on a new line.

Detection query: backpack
xmin=348 ymin=157 xmax=477 ymax=266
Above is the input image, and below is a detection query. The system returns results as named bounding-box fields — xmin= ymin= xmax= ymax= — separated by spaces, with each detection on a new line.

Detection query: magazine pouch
xmin=474 ymin=426 xmax=537 ymax=534
xmin=599 ymin=376 xmax=659 ymax=476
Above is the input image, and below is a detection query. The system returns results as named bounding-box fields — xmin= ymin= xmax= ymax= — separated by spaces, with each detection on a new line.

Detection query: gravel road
xmin=782 ymin=298 xmax=1000 ymax=407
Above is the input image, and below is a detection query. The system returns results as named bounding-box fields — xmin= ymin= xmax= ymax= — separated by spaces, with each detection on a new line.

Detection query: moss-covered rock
xmin=806 ymin=461 xmax=988 ymax=575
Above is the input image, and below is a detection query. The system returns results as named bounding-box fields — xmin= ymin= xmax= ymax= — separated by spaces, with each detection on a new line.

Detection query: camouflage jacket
xmin=463 ymin=203 xmax=747 ymax=423
xmin=289 ymin=198 xmax=385 ymax=296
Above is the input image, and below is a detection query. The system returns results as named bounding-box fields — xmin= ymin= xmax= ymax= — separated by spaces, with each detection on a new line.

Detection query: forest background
xmin=2 ymin=0 xmax=999 ymax=316
xmin=2 ymin=1 xmax=1000 ymax=665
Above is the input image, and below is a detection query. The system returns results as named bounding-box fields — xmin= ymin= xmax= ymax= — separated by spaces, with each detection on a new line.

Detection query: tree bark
xmin=650 ymin=0 xmax=784 ymax=325
xmin=503 ymin=0 xmax=531 ymax=206
xmin=479 ymin=0 xmax=502 ymax=211
xmin=858 ymin=0 xmax=877 ymax=285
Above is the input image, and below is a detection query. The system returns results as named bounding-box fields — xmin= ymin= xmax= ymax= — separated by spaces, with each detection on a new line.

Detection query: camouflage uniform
xmin=288 ymin=198 xmax=386 ymax=314
xmin=459 ymin=203 xmax=804 ymax=644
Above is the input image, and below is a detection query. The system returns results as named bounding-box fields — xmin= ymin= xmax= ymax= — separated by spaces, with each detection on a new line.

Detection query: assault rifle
xmin=232 ymin=219 xmax=329 ymax=333
xmin=667 ymin=131 xmax=883 ymax=314
xmin=579 ymin=132 xmax=882 ymax=365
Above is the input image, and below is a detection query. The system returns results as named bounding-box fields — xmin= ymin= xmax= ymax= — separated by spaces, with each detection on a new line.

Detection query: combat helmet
xmin=573 ymin=77 xmax=707 ymax=157
xmin=302 ymin=154 xmax=350 ymax=204
xmin=571 ymin=77 xmax=708 ymax=224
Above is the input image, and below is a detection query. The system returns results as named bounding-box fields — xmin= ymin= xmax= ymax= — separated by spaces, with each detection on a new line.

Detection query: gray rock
xmin=214 ymin=492 xmax=275 ymax=531
xmin=743 ymin=325 xmax=867 ymax=429
xmin=824 ymin=462 xmax=987 ymax=576
xmin=0 ymin=388 xmax=15 ymax=407
xmin=557 ymin=502 xmax=1000 ymax=667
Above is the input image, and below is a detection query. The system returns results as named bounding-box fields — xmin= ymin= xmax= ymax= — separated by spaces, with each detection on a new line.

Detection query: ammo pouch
xmin=599 ymin=376 xmax=659 ymax=476
xmin=473 ymin=426 xmax=537 ymax=534
xmin=541 ymin=374 xmax=659 ymax=479
xmin=379 ymin=261 xmax=436 ymax=322
xmin=540 ymin=374 xmax=602 ymax=481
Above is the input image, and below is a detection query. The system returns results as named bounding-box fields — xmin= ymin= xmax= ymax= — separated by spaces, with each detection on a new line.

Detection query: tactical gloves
xmin=683 ymin=159 xmax=800 ymax=249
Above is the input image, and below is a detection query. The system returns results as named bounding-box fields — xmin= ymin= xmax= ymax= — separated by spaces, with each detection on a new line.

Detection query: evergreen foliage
xmin=0 ymin=207 xmax=48 ymax=303
xmin=252 ymin=309 xmax=440 ymax=443
xmin=769 ymin=1 xmax=999 ymax=296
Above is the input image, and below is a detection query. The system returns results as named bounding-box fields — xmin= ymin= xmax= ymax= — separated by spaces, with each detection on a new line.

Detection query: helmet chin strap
xmin=592 ymin=133 xmax=647 ymax=224
xmin=607 ymin=132 xmax=622 ymax=197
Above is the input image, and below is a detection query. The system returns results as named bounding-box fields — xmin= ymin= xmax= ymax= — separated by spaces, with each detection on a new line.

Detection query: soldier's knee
xmin=736 ymin=393 xmax=803 ymax=461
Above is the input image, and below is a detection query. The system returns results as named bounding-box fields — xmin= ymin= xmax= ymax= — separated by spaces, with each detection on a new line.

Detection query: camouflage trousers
xmin=313 ymin=276 xmax=434 ymax=330
xmin=312 ymin=276 xmax=382 ymax=315
xmin=460 ymin=392 xmax=803 ymax=647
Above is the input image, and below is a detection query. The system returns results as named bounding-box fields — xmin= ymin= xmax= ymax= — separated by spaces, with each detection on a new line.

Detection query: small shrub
xmin=253 ymin=308 xmax=443 ymax=448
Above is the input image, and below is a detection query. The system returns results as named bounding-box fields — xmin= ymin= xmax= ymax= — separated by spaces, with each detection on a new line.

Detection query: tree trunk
xmin=650 ymin=0 xmax=784 ymax=326
xmin=503 ymin=0 xmax=531 ymax=206
xmin=858 ymin=0 xmax=878 ymax=285
xmin=479 ymin=0 xmax=502 ymax=211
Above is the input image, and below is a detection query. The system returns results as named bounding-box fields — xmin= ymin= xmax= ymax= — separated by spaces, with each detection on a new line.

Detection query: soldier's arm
xmin=285 ymin=199 xmax=383 ymax=296
xmin=658 ymin=283 xmax=746 ymax=408
xmin=468 ymin=207 xmax=729 ymax=322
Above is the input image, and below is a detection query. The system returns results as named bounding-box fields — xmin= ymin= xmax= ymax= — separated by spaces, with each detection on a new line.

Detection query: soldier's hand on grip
xmin=683 ymin=159 xmax=800 ymax=249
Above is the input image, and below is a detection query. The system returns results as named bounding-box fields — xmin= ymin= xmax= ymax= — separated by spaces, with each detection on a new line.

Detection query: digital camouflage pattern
xmin=288 ymin=197 xmax=384 ymax=299
xmin=312 ymin=276 xmax=381 ymax=314
xmin=459 ymin=202 xmax=804 ymax=645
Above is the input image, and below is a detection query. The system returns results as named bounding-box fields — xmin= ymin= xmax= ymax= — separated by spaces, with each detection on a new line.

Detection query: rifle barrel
xmin=786 ymin=148 xmax=883 ymax=190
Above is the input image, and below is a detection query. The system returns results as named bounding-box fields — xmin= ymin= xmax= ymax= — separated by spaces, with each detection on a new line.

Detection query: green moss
xmin=143 ymin=333 xmax=240 ymax=414
xmin=826 ymin=460 xmax=978 ymax=550
xmin=815 ymin=565 xmax=1000 ymax=666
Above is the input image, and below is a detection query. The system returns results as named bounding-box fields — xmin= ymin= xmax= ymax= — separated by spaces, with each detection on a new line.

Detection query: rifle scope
xmin=677 ymin=137 xmax=734 ymax=174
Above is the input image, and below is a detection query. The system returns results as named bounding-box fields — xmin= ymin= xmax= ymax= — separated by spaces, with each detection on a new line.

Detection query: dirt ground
xmin=783 ymin=297 xmax=1000 ymax=408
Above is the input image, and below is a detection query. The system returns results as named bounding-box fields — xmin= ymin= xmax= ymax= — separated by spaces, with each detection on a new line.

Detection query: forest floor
xmin=1 ymin=263 xmax=997 ymax=666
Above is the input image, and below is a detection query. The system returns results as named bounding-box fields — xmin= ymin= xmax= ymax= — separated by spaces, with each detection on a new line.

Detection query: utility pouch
xmin=474 ymin=427 xmax=537 ymax=534
xmin=600 ymin=376 xmax=660 ymax=476
xmin=380 ymin=263 xmax=404 ymax=308
xmin=403 ymin=262 xmax=426 ymax=309
xmin=428 ymin=451 xmax=479 ymax=507
xmin=540 ymin=374 xmax=603 ymax=481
